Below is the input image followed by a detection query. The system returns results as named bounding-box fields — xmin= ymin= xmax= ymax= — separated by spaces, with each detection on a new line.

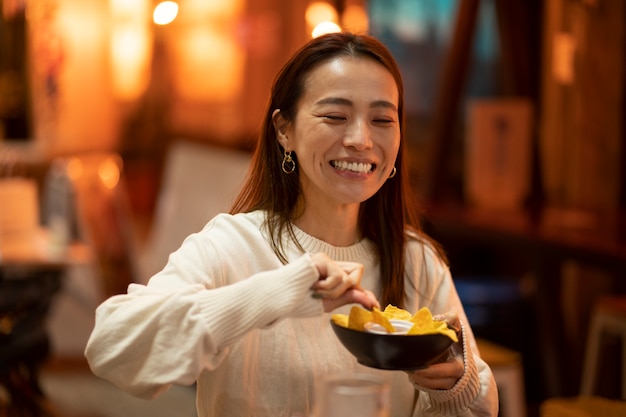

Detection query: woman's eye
xmin=324 ymin=115 xmax=346 ymax=121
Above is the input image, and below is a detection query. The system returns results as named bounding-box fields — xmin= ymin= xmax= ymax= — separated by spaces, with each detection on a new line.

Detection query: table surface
xmin=0 ymin=241 xmax=92 ymax=271
xmin=422 ymin=203 xmax=626 ymax=268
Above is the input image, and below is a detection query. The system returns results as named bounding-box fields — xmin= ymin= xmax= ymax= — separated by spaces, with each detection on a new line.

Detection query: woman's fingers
xmin=433 ymin=311 xmax=461 ymax=333
xmin=310 ymin=255 xmax=364 ymax=298
xmin=406 ymin=355 xmax=464 ymax=390
xmin=309 ymin=253 xmax=379 ymax=310
xmin=322 ymin=287 xmax=380 ymax=312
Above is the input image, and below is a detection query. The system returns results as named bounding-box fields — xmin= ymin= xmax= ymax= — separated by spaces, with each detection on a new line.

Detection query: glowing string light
xmin=153 ymin=1 xmax=179 ymax=25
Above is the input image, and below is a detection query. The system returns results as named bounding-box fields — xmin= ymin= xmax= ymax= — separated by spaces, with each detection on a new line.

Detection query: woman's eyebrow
xmin=371 ymin=100 xmax=397 ymax=111
xmin=315 ymin=97 xmax=352 ymax=106
xmin=315 ymin=97 xmax=397 ymax=112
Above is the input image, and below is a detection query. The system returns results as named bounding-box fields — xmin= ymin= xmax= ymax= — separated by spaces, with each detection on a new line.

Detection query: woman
xmin=85 ymin=32 xmax=498 ymax=416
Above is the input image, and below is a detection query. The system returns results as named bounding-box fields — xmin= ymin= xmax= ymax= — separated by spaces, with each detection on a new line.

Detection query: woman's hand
xmin=406 ymin=311 xmax=464 ymax=390
xmin=406 ymin=354 xmax=464 ymax=390
xmin=309 ymin=252 xmax=380 ymax=312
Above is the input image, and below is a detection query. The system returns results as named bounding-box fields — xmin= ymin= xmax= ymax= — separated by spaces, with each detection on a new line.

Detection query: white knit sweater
xmin=85 ymin=210 xmax=498 ymax=416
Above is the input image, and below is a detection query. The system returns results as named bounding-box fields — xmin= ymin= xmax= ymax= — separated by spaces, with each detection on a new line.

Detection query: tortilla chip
xmin=347 ymin=305 xmax=372 ymax=331
xmin=408 ymin=307 xmax=458 ymax=342
xmin=331 ymin=314 xmax=349 ymax=328
xmin=382 ymin=304 xmax=413 ymax=321
xmin=332 ymin=305 xmax=458 ymax=342
xmin=372 ymin=307 xmax=395 ymax=333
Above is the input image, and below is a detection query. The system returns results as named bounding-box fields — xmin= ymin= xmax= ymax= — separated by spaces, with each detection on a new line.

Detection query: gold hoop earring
xmin=282 ymin=151 xmax=296 ymax=174
xmin=388 ymin=166 xmax=397 ymax=178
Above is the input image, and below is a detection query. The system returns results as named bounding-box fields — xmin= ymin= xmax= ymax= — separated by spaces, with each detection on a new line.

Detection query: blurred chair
xmin=46 ymin=142 xmax=251 ymax=356
xmin=135 ymin=140 xmax=251 ymax=283
xmin=579 ymin=295 xmax=626 ymax=399
xmin=477 ymin=338 xmax=526 ymax=417
xmin=539 ymin=296 xmax=626 ymax=417
xmin=540 ymin=396 xmax=626 ymax=417
xmin=66 ymin=153 xmax=135 ymax=297
xmin=46 ymin=153 xmax=134 ymax=357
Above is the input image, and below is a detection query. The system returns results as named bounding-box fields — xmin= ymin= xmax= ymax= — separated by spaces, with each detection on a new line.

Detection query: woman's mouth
xmin=331 ymin=160 xmax=374 ymax=174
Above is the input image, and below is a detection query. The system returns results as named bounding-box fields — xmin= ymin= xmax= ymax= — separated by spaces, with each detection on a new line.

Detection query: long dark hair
xmin=230 ymin=32 xmax=443 ymax=307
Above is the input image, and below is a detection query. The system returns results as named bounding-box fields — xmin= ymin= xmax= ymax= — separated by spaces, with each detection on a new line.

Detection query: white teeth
xmin=332 ymin=160 xmax=373 ymax=173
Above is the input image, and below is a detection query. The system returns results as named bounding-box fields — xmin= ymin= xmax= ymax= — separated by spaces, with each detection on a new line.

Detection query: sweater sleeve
xmin=406 ymin=239 xmax=499 ymax=416
xmin=84 ymin=243 xmax=323 ymax=399
xmin=413 ymin=322 xmax=499 ymax=416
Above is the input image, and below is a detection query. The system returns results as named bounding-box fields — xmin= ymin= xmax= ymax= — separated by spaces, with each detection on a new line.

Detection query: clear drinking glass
xmin=312 ymin=373 xmax=390 ymax=417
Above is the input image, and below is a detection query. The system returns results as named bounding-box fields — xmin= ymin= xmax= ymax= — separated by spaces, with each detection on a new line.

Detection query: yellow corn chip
xmin=331 ymin=314 xmax=349 ymax=328
xmin=372 ymin=307 xmax=395 ymax=333
xmin=408 ymin=322 xmax=458 ymax=342
xmin=408 ymin=307 xmax=458 ymax=342
xmin=382 ymin=304 xmax=413 ymax=321
xmin=332 ymin=305 xmax=458 ymax=342
xmin=347 ymin=305 xmax=372 ymax=330
xmin=410 ymin=307 xmax=434 ymax=327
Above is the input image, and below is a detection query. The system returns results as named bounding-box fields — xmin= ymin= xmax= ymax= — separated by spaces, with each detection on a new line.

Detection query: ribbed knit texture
xmin=416 ymin=322 xmax=483 ymax=416
xmin=195 ymin=255 xmax=322 ymax=349
xmin=85 ymin=210 xmax=497 ymax=416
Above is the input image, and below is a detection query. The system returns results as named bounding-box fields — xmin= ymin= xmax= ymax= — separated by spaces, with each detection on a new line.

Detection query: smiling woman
xmin=85 ymin=32 xmax=498 ymax=417
xmin=272 ymin=55 xmax=400 ymax=224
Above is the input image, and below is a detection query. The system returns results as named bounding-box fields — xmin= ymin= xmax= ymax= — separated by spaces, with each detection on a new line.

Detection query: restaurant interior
xmin=1 ymin=0 xmax=625 ymax=416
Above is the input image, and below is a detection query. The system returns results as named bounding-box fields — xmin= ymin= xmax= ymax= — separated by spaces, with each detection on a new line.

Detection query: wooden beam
xmin=420 ymin=0 xmax=481 ymax=202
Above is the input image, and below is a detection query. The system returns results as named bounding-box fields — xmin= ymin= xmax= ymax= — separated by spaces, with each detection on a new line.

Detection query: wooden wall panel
xmin=540 ymin=0 xmax=625 ymax=211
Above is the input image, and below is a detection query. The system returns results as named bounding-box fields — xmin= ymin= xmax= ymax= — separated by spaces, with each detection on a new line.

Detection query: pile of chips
xmin=332 ymin=305 xmax=458 ymax=342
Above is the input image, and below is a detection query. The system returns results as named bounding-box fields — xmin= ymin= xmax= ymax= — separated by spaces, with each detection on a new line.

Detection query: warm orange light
xmin=98 ymin=157 xmax=121 ymax=190
xmin=65 ymin=158 xmax=84 ymax=181
xmin=171 ymin=0 xmax=244 ymax=101
xmin=342 ymin=4 xmax=368 ymax=33
xmin=183 ymin=0 xmax=240 ymax=17
xmin=312 ymin=21 xmax=342 ymax=38
xmin=109 ymin=0 xmax=152 ymax=101
xmin=306 ymin=2 xmax=341 ymax=38
xmin=153 ymin=1 xmax=178 ymax=25
xmin=111 ymin=26 xmax=152 ymax=101
xmin=109 ymin=0 xmax=143 ymax=18
xmin=173 ymin=27 xmax=244 ymax=101
xmin=306 ymin=2 xmax=338 ymax=28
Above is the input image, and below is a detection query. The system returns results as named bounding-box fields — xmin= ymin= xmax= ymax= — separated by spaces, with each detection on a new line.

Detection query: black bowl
xmin=330 ymin=320 xmax=455 ymax=370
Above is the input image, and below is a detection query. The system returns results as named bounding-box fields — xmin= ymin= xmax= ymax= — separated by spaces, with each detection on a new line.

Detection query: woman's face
xmin=277 ymin=55 xmax=401 ymax=211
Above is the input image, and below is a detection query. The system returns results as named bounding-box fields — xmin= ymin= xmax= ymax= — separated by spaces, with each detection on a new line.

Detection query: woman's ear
xmin=272 ymin=109 xmax=290 ymax=149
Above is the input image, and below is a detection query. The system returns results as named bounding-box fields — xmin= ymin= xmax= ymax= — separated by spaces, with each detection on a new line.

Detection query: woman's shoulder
xmin=405 ymin=228 xmax=436 ymax=253
xmin=185 ymin=210 xmax=269 ymax=251
xmin=404 ymin=228 xmax=448 ymax=270
xmin=203 ymin=210 xmax=266 ymax=232
xmin=403 ymin=229 xmax=452 ymax=304
xmin=180 ymin=210 xmax=274 ymax=268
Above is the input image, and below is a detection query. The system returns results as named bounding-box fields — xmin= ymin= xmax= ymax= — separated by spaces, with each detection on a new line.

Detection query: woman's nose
xmin=343 ymin=120 xmax=373 ymax=150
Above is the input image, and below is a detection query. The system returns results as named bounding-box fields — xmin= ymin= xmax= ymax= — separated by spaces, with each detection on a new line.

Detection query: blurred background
xmin=0 ymin=0 xmax=625 ymax=416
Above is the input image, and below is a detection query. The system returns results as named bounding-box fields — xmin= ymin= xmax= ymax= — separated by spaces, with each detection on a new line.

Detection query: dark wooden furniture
xmin=422 ymin=203 xmax=626 ymax=402
xmin=1 ymin=261 xmax=64 ymax=416
xmin=0 ymin=245 xmax=89 ymax=417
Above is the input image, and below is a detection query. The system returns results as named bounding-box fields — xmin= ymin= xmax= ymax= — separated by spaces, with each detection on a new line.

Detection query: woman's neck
xmin=292 ymin=204 xmax=361 ymax=247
